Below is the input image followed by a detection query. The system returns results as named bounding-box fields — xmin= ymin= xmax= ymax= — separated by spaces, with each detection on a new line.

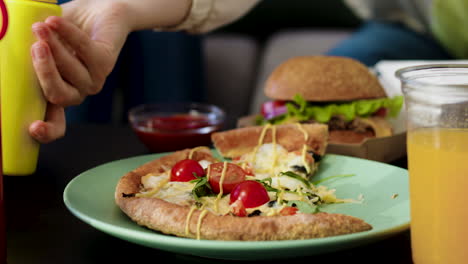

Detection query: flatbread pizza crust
xmin=115 ymin=147 xmax=372 ymax=241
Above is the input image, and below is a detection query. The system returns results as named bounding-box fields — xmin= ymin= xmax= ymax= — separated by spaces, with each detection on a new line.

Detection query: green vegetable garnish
xmin=190 ymin=177 xmax=214 ymax=202
xmin=286 ymin=200 xmax=319 ymax=214
xmin=256 ymin=177 xmax=280 ymax=193
xmin=280 ymin=171 xmax=312 ymax=188
xmin=257 ymin=94 xmax=404 ymax=125
xmin=312 ymin=174 xmax=355 ymax=186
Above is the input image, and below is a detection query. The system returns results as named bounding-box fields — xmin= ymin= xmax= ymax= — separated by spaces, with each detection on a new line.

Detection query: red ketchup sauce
xmin=133 ymin=114 xmax=222 ymax=153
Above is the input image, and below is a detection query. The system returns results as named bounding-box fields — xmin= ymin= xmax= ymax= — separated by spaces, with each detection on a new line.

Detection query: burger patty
xmin=304 ymin=116 xmax=376 ymax=144
xmin=328 ymin=130 xmax=375 ymax=144
xmin=308 ymin=116 xmax=374 ymax=133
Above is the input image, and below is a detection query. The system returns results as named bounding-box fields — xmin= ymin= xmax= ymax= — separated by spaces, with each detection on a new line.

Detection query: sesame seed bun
xmin=264 ymin=56 xmax=387 ymax=102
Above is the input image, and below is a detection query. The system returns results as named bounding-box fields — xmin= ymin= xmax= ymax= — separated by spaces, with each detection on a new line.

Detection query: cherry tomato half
xmin=170 ymin=159 xmax=205 ymax=182
xmin=208 ymin=162 xmax=246 ymax=193
xmin=261 ymin=100 xmax=287 ymax=120
xmin=230 ymin=180 xmax=270 ymax=208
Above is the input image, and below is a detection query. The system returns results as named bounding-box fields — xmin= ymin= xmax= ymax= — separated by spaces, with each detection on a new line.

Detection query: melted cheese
xmin=266 ymin=208 xmax=279 ymax=216
xmin=244 ymin=144 xmax=309 ymax=179
xmin=249 ymin=144 xmax=288 ymax=174
xmin=246 ymin=201 xmax=284 ymax=216
xmin=357 ymin=117 xmax=392 ymax=137
xmin=153 ymin=181 xmax=195 ymax=205
xmin=201 ymin=195 xmax=231 ymax=215
xmin=141 ymin=172 xmax=168 ymax=188
xmin=198 ymin=160 xmax=212 ymax=169
xmin=251 ymin=124 xmax=272 ymax=165
xmin=281 ymin=191 xmax=306 ymax=202
xmin=137 ymin=173 xmax=170 ymax=198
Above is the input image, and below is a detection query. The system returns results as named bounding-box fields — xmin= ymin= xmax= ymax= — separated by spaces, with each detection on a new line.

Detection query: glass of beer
xmin=397 ymin=64 xmax=468 ymax=264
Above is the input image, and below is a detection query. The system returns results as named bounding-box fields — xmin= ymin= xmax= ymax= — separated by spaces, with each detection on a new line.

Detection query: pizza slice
xmin=115 ymin=123 xmax=372 ymax=241
xmin=212 ymin=123 xmax=328 ymax=180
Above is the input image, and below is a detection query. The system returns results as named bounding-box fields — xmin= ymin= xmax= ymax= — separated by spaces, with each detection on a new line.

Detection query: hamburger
xmin=256 ymin=56 xmax=403 ymax=144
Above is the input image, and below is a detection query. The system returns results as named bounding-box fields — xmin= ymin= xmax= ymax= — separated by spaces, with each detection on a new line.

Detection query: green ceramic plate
xmin=63 ymin=153 xmax=409 ymax=260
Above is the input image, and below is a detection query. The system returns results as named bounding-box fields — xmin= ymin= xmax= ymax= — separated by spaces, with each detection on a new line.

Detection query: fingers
xmin=31 ymin=40 xmax=82 ymax=106
xmin=32 ymin=22 xmax=94 ymax=96
xmin=45 ymin=16 xmax=94 ymax=61
xmin=45 ymin=16 xmax=109 ymax=89
xmin=29 ymin=104 xmax=66 ymax=144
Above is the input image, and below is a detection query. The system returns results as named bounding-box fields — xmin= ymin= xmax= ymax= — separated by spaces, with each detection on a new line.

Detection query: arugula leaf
xmin=286 ymin=200 xmax=319 ymax=214
xmin=258 ymin=177 xmax=272 ymax=185
xmin=280 ymin=171 xmax=311 ymax=188
xmin=312 ymin=174 xmax=355 ymax=186
xmin=190 ymin=177 xmax=214 ymax=202
xmin=255 ymin=177 xmax=280 ymax=193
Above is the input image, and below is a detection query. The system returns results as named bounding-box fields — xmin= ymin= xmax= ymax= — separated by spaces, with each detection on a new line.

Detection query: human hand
xmin=29 ymin=0 xmax=132 ymax=143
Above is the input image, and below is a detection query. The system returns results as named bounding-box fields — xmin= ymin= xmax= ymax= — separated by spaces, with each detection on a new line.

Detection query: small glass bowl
xmin=128 ymin=102 xmax=226 ymax=153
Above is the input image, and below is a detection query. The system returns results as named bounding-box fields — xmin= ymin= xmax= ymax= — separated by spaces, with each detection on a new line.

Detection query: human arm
xmin=30 ymin=0 xmax=260 ymax=143
xmin=29 ymin=0 xmax=193 ymax=142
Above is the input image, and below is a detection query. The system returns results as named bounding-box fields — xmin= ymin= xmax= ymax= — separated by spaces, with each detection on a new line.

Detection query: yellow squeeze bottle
xmin=0 ymin=0 xmax=61 ymax=175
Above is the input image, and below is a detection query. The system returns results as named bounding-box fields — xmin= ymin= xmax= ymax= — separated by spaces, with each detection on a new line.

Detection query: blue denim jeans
xmin=326 ymin=21 xmax=453 ymax=66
